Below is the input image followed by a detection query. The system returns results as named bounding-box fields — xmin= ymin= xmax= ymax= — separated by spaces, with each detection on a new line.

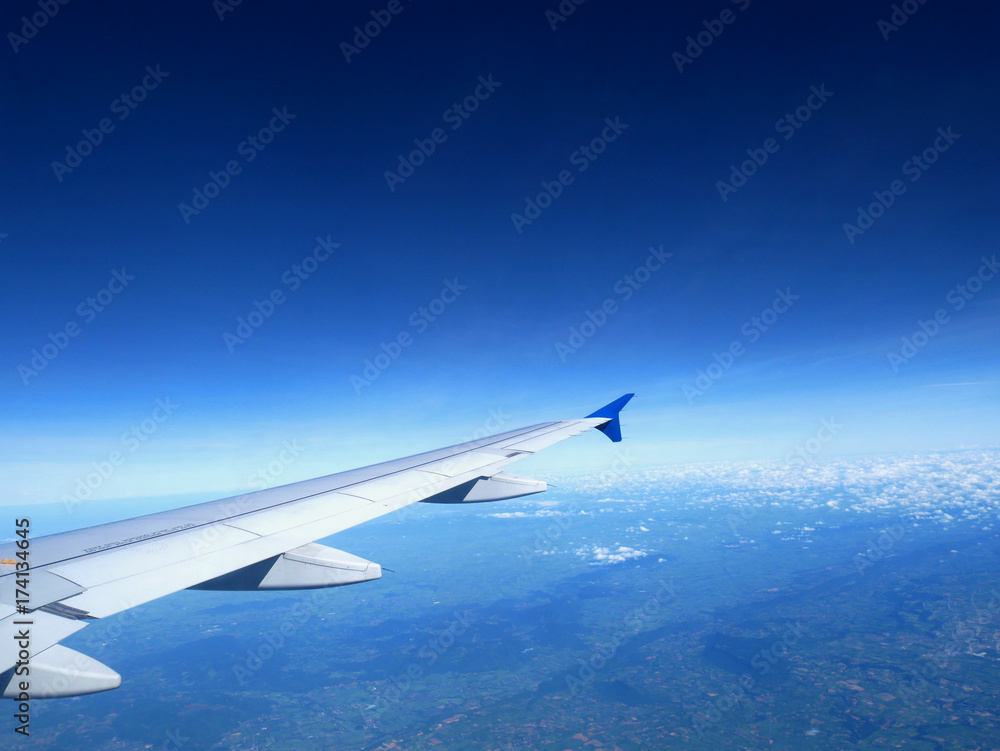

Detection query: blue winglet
xmin=585 ymin=393 xmax=634 ymax=443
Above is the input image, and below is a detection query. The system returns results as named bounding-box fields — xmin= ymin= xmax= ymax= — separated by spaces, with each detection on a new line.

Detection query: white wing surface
xmin=0 ymin=394 xmax=633 ymax=699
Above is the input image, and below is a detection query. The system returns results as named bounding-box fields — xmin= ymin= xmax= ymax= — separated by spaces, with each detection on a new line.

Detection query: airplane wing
xmin=0 ymin=394 xmax=633 ymax=700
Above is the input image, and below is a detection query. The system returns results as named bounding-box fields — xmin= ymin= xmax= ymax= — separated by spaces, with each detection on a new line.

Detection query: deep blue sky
xmin=2 ymin=0 xmax=998 ymax=507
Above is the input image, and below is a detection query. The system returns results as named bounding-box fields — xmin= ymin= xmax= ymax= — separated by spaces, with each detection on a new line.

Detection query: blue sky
xmin=2 ymin=0 xmax=998 ymax=510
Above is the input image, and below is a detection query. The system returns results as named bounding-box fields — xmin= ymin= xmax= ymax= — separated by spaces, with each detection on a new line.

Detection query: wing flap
xmin=0 ymin=569 xmax=86 ymax=610
xmin=0 ymin=610 xmax=88 ymax=665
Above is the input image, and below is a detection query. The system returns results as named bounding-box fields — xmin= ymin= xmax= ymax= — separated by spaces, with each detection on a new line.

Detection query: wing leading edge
xmin=0 ymin=393 xmax=633 ymax=699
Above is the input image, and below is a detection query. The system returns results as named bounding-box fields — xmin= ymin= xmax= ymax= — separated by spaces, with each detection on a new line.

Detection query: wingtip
xmin=585 ymin=393 xmax=635 ymax=420
xmin=585 ymin=393 xmax=634 ymax=442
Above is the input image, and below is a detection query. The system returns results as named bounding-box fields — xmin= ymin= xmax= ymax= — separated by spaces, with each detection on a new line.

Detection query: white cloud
xmin=486 ymin=509 xmax=568 ymax=519
xmin=575 ymin=544 xmax=649 ymax=565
